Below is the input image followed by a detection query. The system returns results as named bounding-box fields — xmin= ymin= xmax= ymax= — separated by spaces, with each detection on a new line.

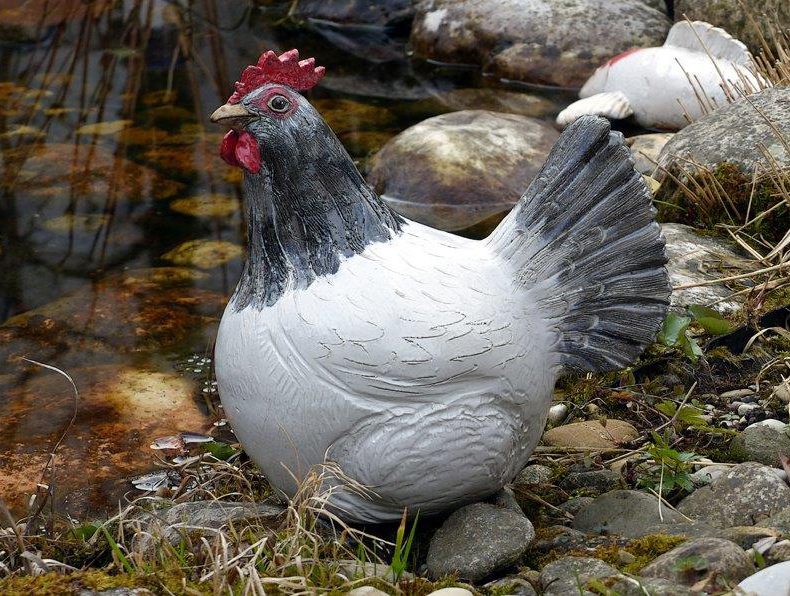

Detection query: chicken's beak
xmin=210 ymin=103 xmax=253 ymax=126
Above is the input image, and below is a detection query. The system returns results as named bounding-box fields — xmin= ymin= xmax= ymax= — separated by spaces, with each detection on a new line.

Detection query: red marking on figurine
xmin=228 ymin=49 xmax=325 ymax=104
xmin=607 ymin=48 xmax=641 ymax=66
xmin=220 ymin=130 xmax=261 ymax=173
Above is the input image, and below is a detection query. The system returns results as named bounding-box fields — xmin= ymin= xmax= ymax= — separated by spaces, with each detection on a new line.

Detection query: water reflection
xmin=0 ymin=0 xmax=572 ymax=519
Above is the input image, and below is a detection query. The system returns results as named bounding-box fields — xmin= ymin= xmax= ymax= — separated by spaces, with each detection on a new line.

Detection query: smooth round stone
xmin=542 ymin=420 xmax=639 ymax=450
xmin=572 ymin=490 xmax=686 ymax=537
xmin=641 ymin=538 xmax=754 ymax=586
xmin=367 ymin=110 xmax=558 ymax=232
xmin=678 ymin=463 xmax=790 ymax=528
xmin=730 ymin=423 xmax=790 ymax=467
xmin=547 ymin=403 xmax=569 ymax=425
xmin=427 ymin=502 xmax=535 ymax=582
xmin=425 ymin=589 xmax=474 ymax=596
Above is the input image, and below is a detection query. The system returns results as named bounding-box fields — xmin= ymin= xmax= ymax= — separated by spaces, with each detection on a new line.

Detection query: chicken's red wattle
xmin=220 ymin=130 xmax=261 ymax=174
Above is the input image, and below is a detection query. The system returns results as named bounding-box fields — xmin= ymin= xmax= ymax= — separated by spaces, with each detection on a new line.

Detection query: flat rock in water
xmin=738 ymin=561 xmax=790 ymax=596
xmin=161 ymin=239 xmax=244 ymax=269
xmin=572 ymin=490 xmax=687 ymax=537
xmin=0 ymin=365 xmax=207 ymax=518
xmin=410 ymin=0 xmax=670 ymax=88
xmin=426 ymin=502 xmax=535 ymax=582
xmin=640 ymin=537 xmax=754 ymax=587
xmin=542 ymin=420 xmax=639 ymax=450
xmin=662 ymin=223 xmax=752 ymax=314
xmin=673 ymin=0 xmax=790 ymax=53
xmin=367 ymin=110 xmax=558 ymax=232
xmin=678 ymin=462 xmax=790 ymax=528
xmin=730 ymin=422 xmax=790 ymax=467
xmin=0 ymin=267 xmax=224 ymax=369
xmin=538 ymin=556 xmax=623 ymax=596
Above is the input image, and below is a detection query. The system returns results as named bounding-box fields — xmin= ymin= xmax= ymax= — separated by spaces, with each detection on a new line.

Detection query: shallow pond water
xmin=0 ymin=0 xmax=587 ymax=519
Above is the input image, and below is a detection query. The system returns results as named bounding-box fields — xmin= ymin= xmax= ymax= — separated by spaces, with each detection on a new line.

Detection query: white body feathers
xmin=216 ymin=222 xmax=556 ymax=522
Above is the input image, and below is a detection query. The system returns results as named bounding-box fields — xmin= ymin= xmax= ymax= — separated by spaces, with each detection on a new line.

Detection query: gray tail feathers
xmin=488 ymin=116 xmax=671 ymax=372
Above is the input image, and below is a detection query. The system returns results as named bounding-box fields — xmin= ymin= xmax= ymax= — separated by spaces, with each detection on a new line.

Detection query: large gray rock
xmin=662 ymin=223 xmax=752 ymax=313
xmin=674 ymin=0 xmax=790 ymax=53
xmin=367 ymin=110 xmax=558 ymax=232
xmin=730 ymin=421 xmax=790 ymax=467
xmin=657 ymin=87 xmax=790 ymax=176
xmin=426 ymin=502 xmax=535 ymax=582
xmin=538 ymin=556 xmax=623 ymax=596
xmin=410 ymin=0 xmax=670 ymax=88
xmin=678 ymin=463 xmax=790 ymax=527
xmin=640 ymin=537 xmax=754 ymax=586
xmin=572 ymin=490 xmax=686 ymax=537
xmin=655 ymin=87 xmax=790 ymax=242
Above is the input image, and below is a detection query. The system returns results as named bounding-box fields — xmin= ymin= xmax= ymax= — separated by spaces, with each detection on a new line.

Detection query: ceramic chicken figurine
xmin=557 ymin=21 xmax=762 ymax=131
xmin=212 ymin=49 xmax=671 ymax=524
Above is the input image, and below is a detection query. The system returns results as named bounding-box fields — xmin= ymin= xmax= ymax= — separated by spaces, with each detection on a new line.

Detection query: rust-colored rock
xmin=542 ymin=420 xmax=640 ymax=450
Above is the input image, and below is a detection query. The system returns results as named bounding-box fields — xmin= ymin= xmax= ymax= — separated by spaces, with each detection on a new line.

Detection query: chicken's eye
xmin=267 ymin=95 xmax=291 ymax=113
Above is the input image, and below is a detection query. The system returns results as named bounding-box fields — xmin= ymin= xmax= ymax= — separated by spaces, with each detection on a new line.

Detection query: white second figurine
xmin=557 ymin=21 xmax=763 ymax=131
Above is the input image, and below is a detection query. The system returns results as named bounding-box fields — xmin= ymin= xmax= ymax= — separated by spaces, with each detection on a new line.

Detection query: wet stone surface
xmin=368 ymin=110 xmax=558 ymax=233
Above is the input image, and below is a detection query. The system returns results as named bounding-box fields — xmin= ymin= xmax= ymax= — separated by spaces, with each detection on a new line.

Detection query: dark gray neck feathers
xmin=232 ymin=113 xmax=402 ymax=310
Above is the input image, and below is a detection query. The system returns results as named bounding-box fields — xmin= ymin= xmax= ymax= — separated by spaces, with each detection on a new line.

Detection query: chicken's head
xmin=210 ymin=49 xmax=326 ymax=174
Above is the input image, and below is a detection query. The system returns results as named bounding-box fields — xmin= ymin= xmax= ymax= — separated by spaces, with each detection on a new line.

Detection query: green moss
xmin=621 ymin=534 xmax=688 ymax=573
xmin=531 ymin=533 xmax=687 ymax=575
xmin=656 ymin=161 xmax=789 ymax=243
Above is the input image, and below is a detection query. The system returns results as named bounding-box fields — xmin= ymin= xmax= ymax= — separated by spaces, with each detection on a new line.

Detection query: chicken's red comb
xmin=227 ymin=49 xmax=325 ymax=103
